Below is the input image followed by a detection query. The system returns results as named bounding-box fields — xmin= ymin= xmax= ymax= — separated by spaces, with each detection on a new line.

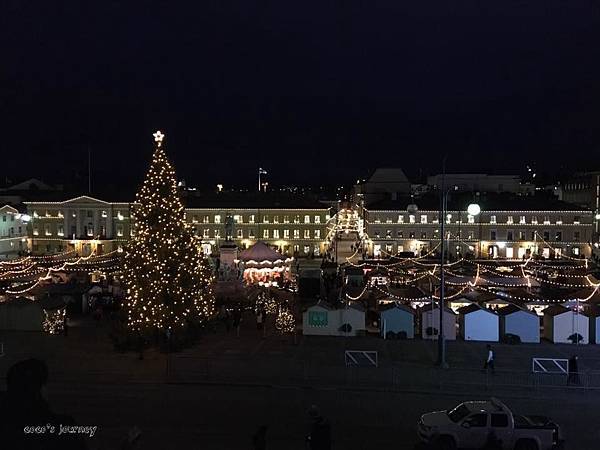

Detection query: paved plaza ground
xmin=2 ymin=312 xmax=600 ymax=449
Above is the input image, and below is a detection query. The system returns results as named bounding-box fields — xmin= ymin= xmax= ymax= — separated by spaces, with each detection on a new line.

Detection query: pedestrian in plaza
xmin=568 ymin=355 xmax=580 ymax=385
xmin=306 ymin=405 xmax=331 ymax=450
xmin=483 ymin=344 xmax=495 ymax=374
xmin=252 ymin=425 xmax=268 ymax=450
xmin=256 ymin=308 xmax=264 ymax=331
xmin=233 ymin=306 xmax=242 ymax=337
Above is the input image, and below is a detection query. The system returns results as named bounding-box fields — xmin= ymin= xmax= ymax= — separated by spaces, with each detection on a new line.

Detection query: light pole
xmin=467 ymin=203 xmax=482 ymax=258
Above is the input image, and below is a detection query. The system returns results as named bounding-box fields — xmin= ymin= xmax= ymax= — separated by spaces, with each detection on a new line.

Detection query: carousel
xmin=237 ymin=241 xmax=292 ymax=286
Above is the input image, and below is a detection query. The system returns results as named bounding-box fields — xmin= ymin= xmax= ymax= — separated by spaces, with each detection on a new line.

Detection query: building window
xmin=543 ymin=231 xmax=550 ymax=241
xmin=507 ymin=231 xmax=514 ymax=241
xmin=87 ymin=210 xmax=93 ymax=218
xmin=283 ymin=215 xmax=290 ymax=223
xmin=489 ymin=215 xmax=497 ymax=224
xmin=421 ymin=232 xmax=427 ymax=239
xmin=432 ymin=215 xmax=439 ymax=224
xmin=214 ymin=229 xmax=220 ymax=238
xmin=304 ymin=229 xmax=310 ymax=239
xmin=202 ymin=229 xmax=209 ymax=238
xmin=397 ymin=231 xmax=403 ymax=238
xmin=293 ymin=229 xmax=300 ymax=239
xmin=249 ymin=229 xmax=255 ymax=238
xmin=374 ymin=218 xmax=381 ymax=224
xmin=237 ymin=229 xmax=243 ymax=238
xmin=555 ymin=231 xmax=562 ymax=241
xmin=386 ymin=244 xmax=393 ymax=253
xmin=263 ymin=229 xmax=269 ymax=239
xmin=573 ymin=216 xmax=581 ymax=225
xmin=386 ymin=217 xmax=392 ymax=224
xmin=44 ymin=224 xmax=52 ymax=236
xmin=519 ymin=215 xmax=526 ymax=224
xmin=273 ymin=229 xmax=280 ymax=239
xmin=214 ymin=215 xmax=221 ymax=224
xmin=446 ymin=214 xmax=452 ymax=224
xmin=294 ymin=215 xmax=300 ymax=224
xmin=409 ymin=215 xmax=415 ymax=224
xmin=530 ymin=231 xmax=536 ymax=240
xmin=102 ymin=210 xmax=108 ymax=218
xmin=574 ymin=231 xmax=580 ymax=240
xmin=573 ymin=247 xmax=580 ymax=256
xmin=490 ymin=230 xmax=497 ymax=240
xmin=467 ymin=215 xmax=474 ymax=224
xmin=314 ymin=216 xmax=321 ymax=224
xmin=304 ymin=245 xmax=310 ymax=254
xmin=420 ymin=215 xmax=427 ymax=224
xmin=543 ymin=216 xmax=550 ymax=225
xmin=397 ymin=215 xmax=404 ymax=224
xmin=531 ymin=216 xmax=538 ymax=224
xmin=304 ymin=215 xmax=310 ymax=224
xmin=314 ymin=244 xmax=320 ymax=255
xmin=375 ymin=231 xmax=381 ymax=238
xmin=273 ymin=216 xmax=279 ymax=224
xmin=556 ymin=216 xmax=563 ymax=225
xmin=262 ymin=215 xmax=269 ymax=224
xmin=117 ymin=211 xmax=124 ymax=221
xmin=86 ymin=225 xmax=94 ymax=237
xmin=249 ymin=215 xmax=255 ymax=224
xmin=234 ymin=215 xmax=242 ymax=224
xmin=2 ymin=215 xmax=6 ymax=222
xmin=518 ymin=231 xmax=525 ymax=240
xmin=283 ymin=229 xmax=290 ymax=239
xmin=409 ymin=232 xmax=415 ymax=238
xmin=293 ymin=244 xmax=299 ymax=253
xmin=386 ymin=230 xmax=392 ymax=238
xmin=117 ymin=225 xmax=124 ymax=237
xmin=203 ymin=215 xmax=210 ymax=223
xmin=314 ymin=230 xmax=320 ymax=239
xmin=507 ymin=216 xmax=514 ymax=224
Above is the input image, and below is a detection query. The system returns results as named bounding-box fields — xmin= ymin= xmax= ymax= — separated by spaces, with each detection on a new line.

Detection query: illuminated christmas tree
xmin=275 ymin=306 xmax=295 ymax=335
xmin=122 ymin=131 xmax=215 ymax=336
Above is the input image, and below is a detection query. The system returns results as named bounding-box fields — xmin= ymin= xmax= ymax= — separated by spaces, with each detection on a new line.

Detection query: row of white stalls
xmin=302 ymin=297 xmax=600 ymax=344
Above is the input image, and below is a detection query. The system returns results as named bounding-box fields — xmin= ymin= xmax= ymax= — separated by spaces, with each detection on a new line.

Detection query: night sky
xmin=2 ymin=1 xmax=600 ymax=191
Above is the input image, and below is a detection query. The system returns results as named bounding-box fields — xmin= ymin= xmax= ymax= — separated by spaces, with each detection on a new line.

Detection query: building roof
xmin=184 ymin=192 xmax=330 ymax=210
xmin=457 ymin=303 xmax=497 ymax=315
xmin=367 ymin=191 xmax=589 ymax=212
xmin=379 ymin=302 xmax=415 ymax=315
xmin=366 ymin=168 xmax=410 ymax=184
xmin=496 ymin=304 xmax=537 ymax=316
xmin=543 ymin=304 xmax=570 ymax=316
xmin=418 ymin=303 xmax=456 ymax=315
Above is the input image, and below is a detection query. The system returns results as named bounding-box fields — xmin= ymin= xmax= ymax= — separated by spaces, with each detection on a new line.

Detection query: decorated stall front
xmin=302 ymin=301 xmax=366 ymax=336
xmin=238 ymin=241 xmax=292 ymax=287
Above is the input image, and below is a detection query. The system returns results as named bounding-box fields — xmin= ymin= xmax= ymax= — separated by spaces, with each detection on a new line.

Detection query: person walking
xmin=306 ymin=405 xmax=331 ymax=450
xmin=483 ymin=344 xmax=495 ymax=374
xmin=256 ymin=308 xmax=264 ymax=331
xmin=232 ymin=306 xmax=242 ymax=337
xmin=568 ymin=355 xmax=580 ymax=385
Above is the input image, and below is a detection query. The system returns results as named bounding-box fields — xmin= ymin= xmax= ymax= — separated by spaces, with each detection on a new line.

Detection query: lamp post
xmin=467 ymin=203 xmax=481 ymax=258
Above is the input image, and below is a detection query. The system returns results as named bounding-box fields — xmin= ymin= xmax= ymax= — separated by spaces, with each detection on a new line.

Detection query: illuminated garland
xmin=43 ymin=308 xmax=66 ymax=334
xmin=275 ymin=307 xmax=296 ymax=334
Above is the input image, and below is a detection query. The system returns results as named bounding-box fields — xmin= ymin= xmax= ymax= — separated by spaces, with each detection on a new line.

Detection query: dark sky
xmin=2 ymin=1 xmax=600 ymax=190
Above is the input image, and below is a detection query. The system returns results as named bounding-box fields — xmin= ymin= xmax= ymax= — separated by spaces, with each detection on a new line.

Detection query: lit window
xmin=421 ymin=232 xmax=427 ymax=239
xmin=102 ymin=210 xmax=108 ymax=218
xmin=573 ymin=216 xmax=580 ymax=225
xmin=283 ymin=215 xmax=290 ymax=223
xmin=304 ymin=215 xmax=310 ymax=224
xmin=314 ymin=244 xmax=320 ymax=255
xmin=273 ymin=229 xmax=280 ymax=238
xmin=192 ymin=215 xmax=198 ymax=223
xmin=294 ymin=215 xmax=300 ymax=224
xmin=398 ymin=215 xmax=404 ymax=224
xmin=386 ymin=217 xmax=392 ymax=224
xmin=490 ymin=215 xmax=496 ymax=224
xmin=397 ymin=231 xmax=403 ymax=238
xmin=33 ymin=227 xmax=39 ymax=236
xmin=45 ymin=225 xmax=52 ymax=236
xmin=249 ymin=215 xmax=255 ymax=224
xmin=214 ymin=229 xmax=220 ymax=238
xmin=468 ymin=215 xmax=475 ymax=224
xmin=33 ymin=211 xmax=39 ymax=218
xmin=314 ymin=230 xmax=320 ymax=239
xmin=314 ymin=216 xmax=321 ymax=224
xmin=543 ymin=216 xmax=550 ymax=225
xmin=556 ymin=216 xmax=563 ymax=225
xmin=507 ymin=216 xmax=513 ymax=224
xmin=386 ymin=244 xmax=393 ymax=253
xmin=386 ymin=230 xmax=392 ymax=238
xmin=237 ymin=229 xmax=243 ymax=238
xmin=273 ymin=216 xmax=279 ymax=224
xmin=304 ymin=245 xmax=310 ymax=254
xmin=284 ymin=229 xmax=290 ymax=239
xmin=293 ymin=230 xmax=300 ymax=239
xmin=409 ymin=215 xmax=415 ymax=224
xmin=214 ymin=215 xmax=221 ymax=224
xmin=325 ymin=214 xmax=330 ymax=221
xmin=117 ymin=211 xmax=124 ymax=221
xmin=531 ymin=216 xmax=538 ymax=224
xmin=519 ymin=216 xmax=526 ymax=224
xmin=420 ymin=215 xmax=427 ymax=224
xmin=304 ymin=229 xmax=310 ymax=238
xmin=409 ymin=232 xmax=415 ymax=238
xmin=263 ymin=216 xmax=269 ymax=224
xmin=57 ymin=211 xmax=64 ymax=218
xmin=203 ymin=215 xmax=210 ymax=224
xmin=57 ymin=225 xmax=64 ymax=237
xmin=446 ymin=214 xmax=452 ymax=224
xmin=117 ymin=225 xmax=124 ymax=237
xmin=87 ymin=225 xmax=94 ymax=237
xmin=234 ymin=215 xmax=242 ymax=224
xmin=263 ymin=229 xmax=269 ymax=239
xmin=249 ymin=229 xmax=255 ymax=238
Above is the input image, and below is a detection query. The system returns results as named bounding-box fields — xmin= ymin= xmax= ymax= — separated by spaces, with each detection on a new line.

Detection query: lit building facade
xmin=0 ymin=205 xmax=29 ymax=258
xmin=364 ymin=195 xmax=594 ymax=259
xmin=24 ymin=196 xmax=132 ymax=255
xmin=24 ymin=195 xmax=333 ymax=257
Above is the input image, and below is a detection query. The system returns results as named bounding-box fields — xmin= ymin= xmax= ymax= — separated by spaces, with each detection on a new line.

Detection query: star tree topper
xmin=153 ymin=130 xmax=165 ymax=147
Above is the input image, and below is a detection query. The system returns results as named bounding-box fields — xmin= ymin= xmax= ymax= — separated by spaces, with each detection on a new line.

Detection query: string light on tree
xmin=122 ymin=130 xmax=215 ymax=335
xmin=275 ymin=307 xmax=295 ymax=334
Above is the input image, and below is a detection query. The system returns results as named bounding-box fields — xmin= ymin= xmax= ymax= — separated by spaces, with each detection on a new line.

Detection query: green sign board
xmin=308 ymin=311 xmax=328 ymax=327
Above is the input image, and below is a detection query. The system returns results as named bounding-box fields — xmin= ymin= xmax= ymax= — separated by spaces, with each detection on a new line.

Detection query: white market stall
xmin=419 ymin=304 xmax=457 ymax=340
xmin=302 ymin=301 xmax=366 ymax=336
xmin=458 ymin=304 xmax=499 ymax=342
xmin=498 ymin=304 xmax=540 ymax=343
xmin=543 ymin=304 xmax=589 ymax=344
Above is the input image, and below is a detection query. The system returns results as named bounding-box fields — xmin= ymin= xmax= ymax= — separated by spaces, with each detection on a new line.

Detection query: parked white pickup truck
xmin=417 ymin=398 xmax=563 ymax=450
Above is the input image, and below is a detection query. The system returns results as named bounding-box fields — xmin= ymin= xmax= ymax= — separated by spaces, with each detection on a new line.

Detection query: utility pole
xmin=438 ymin=158 xmax=447 ymax=368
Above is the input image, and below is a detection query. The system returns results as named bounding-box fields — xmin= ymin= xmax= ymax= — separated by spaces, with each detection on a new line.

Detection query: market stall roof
xmin=238 ymin=241 xmax=285 ymax=264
